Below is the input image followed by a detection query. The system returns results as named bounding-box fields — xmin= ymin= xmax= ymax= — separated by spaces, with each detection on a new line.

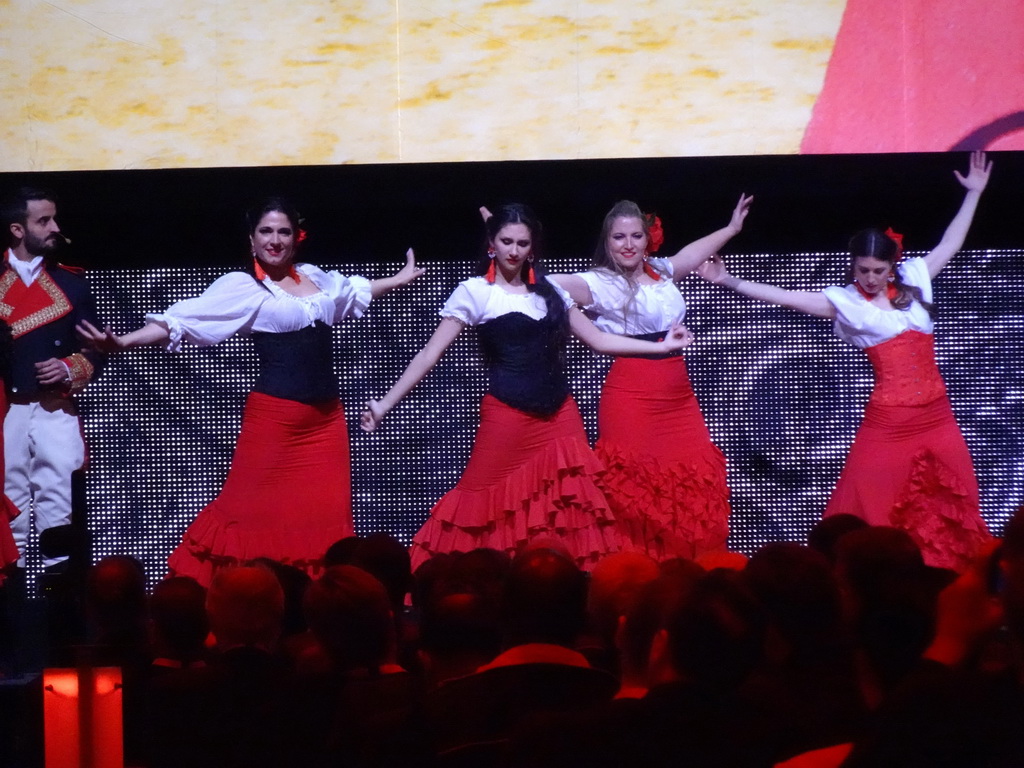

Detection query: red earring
xmin=526 ymin=260 xmax=536 ymax=285
xmin=485 ymin=249 xmax=496 ymax=283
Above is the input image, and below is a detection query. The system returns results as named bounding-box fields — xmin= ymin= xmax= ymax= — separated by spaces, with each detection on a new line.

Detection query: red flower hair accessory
xmin=645 ymin=213 xmax=665 ymax=253
xmin=884 ymin=227 xmax=904 ymax=262
xmin=643 ymin=212 xmax=665 ymax=280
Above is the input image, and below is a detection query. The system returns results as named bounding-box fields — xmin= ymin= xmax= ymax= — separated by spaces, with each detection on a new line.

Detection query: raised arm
xmin=698 ymin=254 xmax=836 ymax=319
xmin=569 ymin=309 xmax=694 ymax=356
xmin=77 ymin=319 xmax=172 ymax=352
xmin=370 ymin=248 xmax=426 ymax=298
xmin=663 ymin=194 xmax=753 ymax=277
xmin=923 ymin=151 xmax=992 ymax=279
xmin=360 ymin=316 xmax=465 ymax=432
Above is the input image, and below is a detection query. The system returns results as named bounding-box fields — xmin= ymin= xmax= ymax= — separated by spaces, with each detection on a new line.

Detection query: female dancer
xmin=546 ymin=196 xmax=752 ymax=560
xmin=698 ymin=153 xmax=992 ymax=571
xmin=78 ymin=198 xmax=423 ymax=586
xmin=360 ymin=204 xmax=692 ymax=570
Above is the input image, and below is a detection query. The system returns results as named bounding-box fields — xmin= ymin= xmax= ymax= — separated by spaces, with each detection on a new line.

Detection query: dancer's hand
xmin=661 ymin=323 xmax=695 ymax=352
xmin=727 ymin=194 xmax=754 ymax=234
xmin=954 ymin=151 xmax=992 ymax=193
xmin=35 ymin=358 xmax=70 ymax=385
xmin=360 ymin=400 xmax=387 ymax=432
xmin=697 ymin=253 xmax=732 ymax=284
xmin=479 ymin=206 xmax=493 ymax=222
xmin=393 ymin=248 xmax=426 ymax=287
xmin=77 ymin=320 xmax=128 ymax=353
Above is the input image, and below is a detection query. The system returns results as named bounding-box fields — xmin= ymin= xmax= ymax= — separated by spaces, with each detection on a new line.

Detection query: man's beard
xmin=24 ymin=230 xmax=60 ymax=257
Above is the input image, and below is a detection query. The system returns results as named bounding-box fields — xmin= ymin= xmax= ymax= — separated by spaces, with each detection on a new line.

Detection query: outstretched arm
xmin=698 ymin=254 xmax=836 ymax=318
xmin=77 ymin=319 xmax=171 ymax=352
xmin=923 ymin=151 xmax=992 ymax=279
xmin=569 ymin=309 xmax=694 ymax=356
xmin=370 ymin=248 xmax=426 ymax=298
xmin=360 ymin=316 xmax=465 ymax=432
xmin=663 ymin=194 xmax=753 ymax=277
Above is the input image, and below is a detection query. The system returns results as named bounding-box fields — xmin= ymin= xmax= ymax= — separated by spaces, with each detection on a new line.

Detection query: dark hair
xmin=481 ymin=203 xmax=568 ymax=341
xmin=847 ymin=228 xmax=935 ymax=318
xmin=591 ymin=200 xmax=662 ymax=326
xmin=501 ymin=549 xmax=587 ymax=647
xmin=1 ymin=187 xmax=57 ymax=248
xmin=245 ymin=196 xmax=301 ymax=235
xmin=303 ymin=565 xmax=393 ymax=674
xmin=245 ymin=196 xmax=303 ymax=285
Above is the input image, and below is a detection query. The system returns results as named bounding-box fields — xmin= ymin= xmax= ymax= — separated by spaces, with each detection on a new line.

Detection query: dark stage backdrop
xmin=13 ymin=248 xmax=1020 ymax=582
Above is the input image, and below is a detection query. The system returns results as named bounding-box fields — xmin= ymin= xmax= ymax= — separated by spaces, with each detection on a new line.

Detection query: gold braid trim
xmin=62 ymin=353 xmax=95 ymax=394
xmin=0 ymin=270 xmax=72 ymax=339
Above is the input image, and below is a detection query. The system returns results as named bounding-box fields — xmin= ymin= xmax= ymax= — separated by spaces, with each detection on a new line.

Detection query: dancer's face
xmin=490 ymin=223 xmax=533 ymax=280
xmin=250 ymin=211 xmax=296 ymax=270
xmin=852 ymin=255 xmax=893 ymax=296
xmin=606 ymin=216 xmax=648 ymax=272
xmin=14 ymin=199 xmax=62 ymax=257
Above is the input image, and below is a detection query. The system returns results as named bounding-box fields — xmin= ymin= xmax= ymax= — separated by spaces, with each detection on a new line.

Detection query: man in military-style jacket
xmin=0 ymin=187 xmax=103 ymax=569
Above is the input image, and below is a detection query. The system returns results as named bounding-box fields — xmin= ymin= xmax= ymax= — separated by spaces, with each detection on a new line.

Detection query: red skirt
xmin=0 ymin=387 xmax=20 ymax=581
xmin=595 ymin=355 xmax=730 ymax=560
xmin=167 ymin=392 xmax=354 ymax=586
xmin=409 ymin=394 xmax=622 ymax=571
xmin=824 ymin=396 xmax=990 ymax=571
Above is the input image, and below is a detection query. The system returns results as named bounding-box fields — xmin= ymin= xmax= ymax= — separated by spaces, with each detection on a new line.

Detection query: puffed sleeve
xmin=822 ymin=284 xmax=875 ymax=347
xmin=898 ymin=257 xmax=932 ymax=302
xmin=576 ymin=270 xmax=619 ymax=314
xmin=303 ymin=265 xmax=372 ymax=321
xmin=546 ymin=276 xmax=576 ymax=308
xmin=146 ymin=272 xmax=268 ymax=351
xmin=647 ymin=256 xmax=674 ymax=280
xmin=440 ymin=279 xmax=484 ymax=326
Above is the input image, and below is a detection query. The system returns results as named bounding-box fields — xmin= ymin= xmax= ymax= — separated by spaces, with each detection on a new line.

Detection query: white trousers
xmin=4 ymin=399 xmax=86 ymax=568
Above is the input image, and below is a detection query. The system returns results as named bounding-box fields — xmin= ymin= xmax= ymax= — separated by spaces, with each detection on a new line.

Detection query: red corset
xmin=865 ymin=330 xmax=947 ymax=406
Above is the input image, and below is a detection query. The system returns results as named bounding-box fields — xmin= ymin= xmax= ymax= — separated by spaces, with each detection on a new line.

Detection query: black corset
xmin=629 ymin=329 xmax=680 ymax=359
xmin=477 ymin=312 xmax=569 ymax=416
xmin=250 ymin=322 xmax=338 ymax=404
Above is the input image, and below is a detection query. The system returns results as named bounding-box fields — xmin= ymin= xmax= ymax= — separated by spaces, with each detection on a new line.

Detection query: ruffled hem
xmin=596 ymin=442 xmax=730 ymax=561
xmin=410 ymin=435 xmax=622 ymax=571
xmin=889 ymin=448 xmax=991 ymax=571
xmin=167 ymin=503 xmax=352 ymax=586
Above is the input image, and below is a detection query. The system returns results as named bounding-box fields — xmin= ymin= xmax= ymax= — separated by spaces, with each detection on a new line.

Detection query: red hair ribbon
xmin=884 ymin=227 xmax=904 ymax=262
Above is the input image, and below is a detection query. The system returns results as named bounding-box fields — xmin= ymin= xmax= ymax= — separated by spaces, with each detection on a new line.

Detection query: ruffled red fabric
xmin=594 ymin=355 xmax=731 ymax=560
xmin=409 ymin=395 xmax=622 ymax=571
xmin=597 ymin=442 xmax=730 ymax=560
xmin=890 ymin=449 xmax=991 ymax=572
xmin=0 ymin=496 xmax=19 ymax=585
xmin=824 ymin=396 xmax=990 ymax=571
xmin=0 ymin=385 xmax=20 ymax=584
xmin=167 ymin=392 xmax=354 ymax=587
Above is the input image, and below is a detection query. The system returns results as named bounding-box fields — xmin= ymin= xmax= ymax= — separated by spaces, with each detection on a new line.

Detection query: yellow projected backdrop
xmin=1 ymin=0 xmax=844 ymax=171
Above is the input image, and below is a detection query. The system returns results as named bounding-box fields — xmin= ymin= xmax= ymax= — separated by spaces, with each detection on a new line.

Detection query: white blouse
xmin=440 ymin=276 xmax=572 ymax=326
xmin=575 ymin=258 xmax=686 ymax=335
xmin=147 ymin=263 xmax=372 ymax=351
xmin=822 ymin=257 xmax=934 ymax=349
